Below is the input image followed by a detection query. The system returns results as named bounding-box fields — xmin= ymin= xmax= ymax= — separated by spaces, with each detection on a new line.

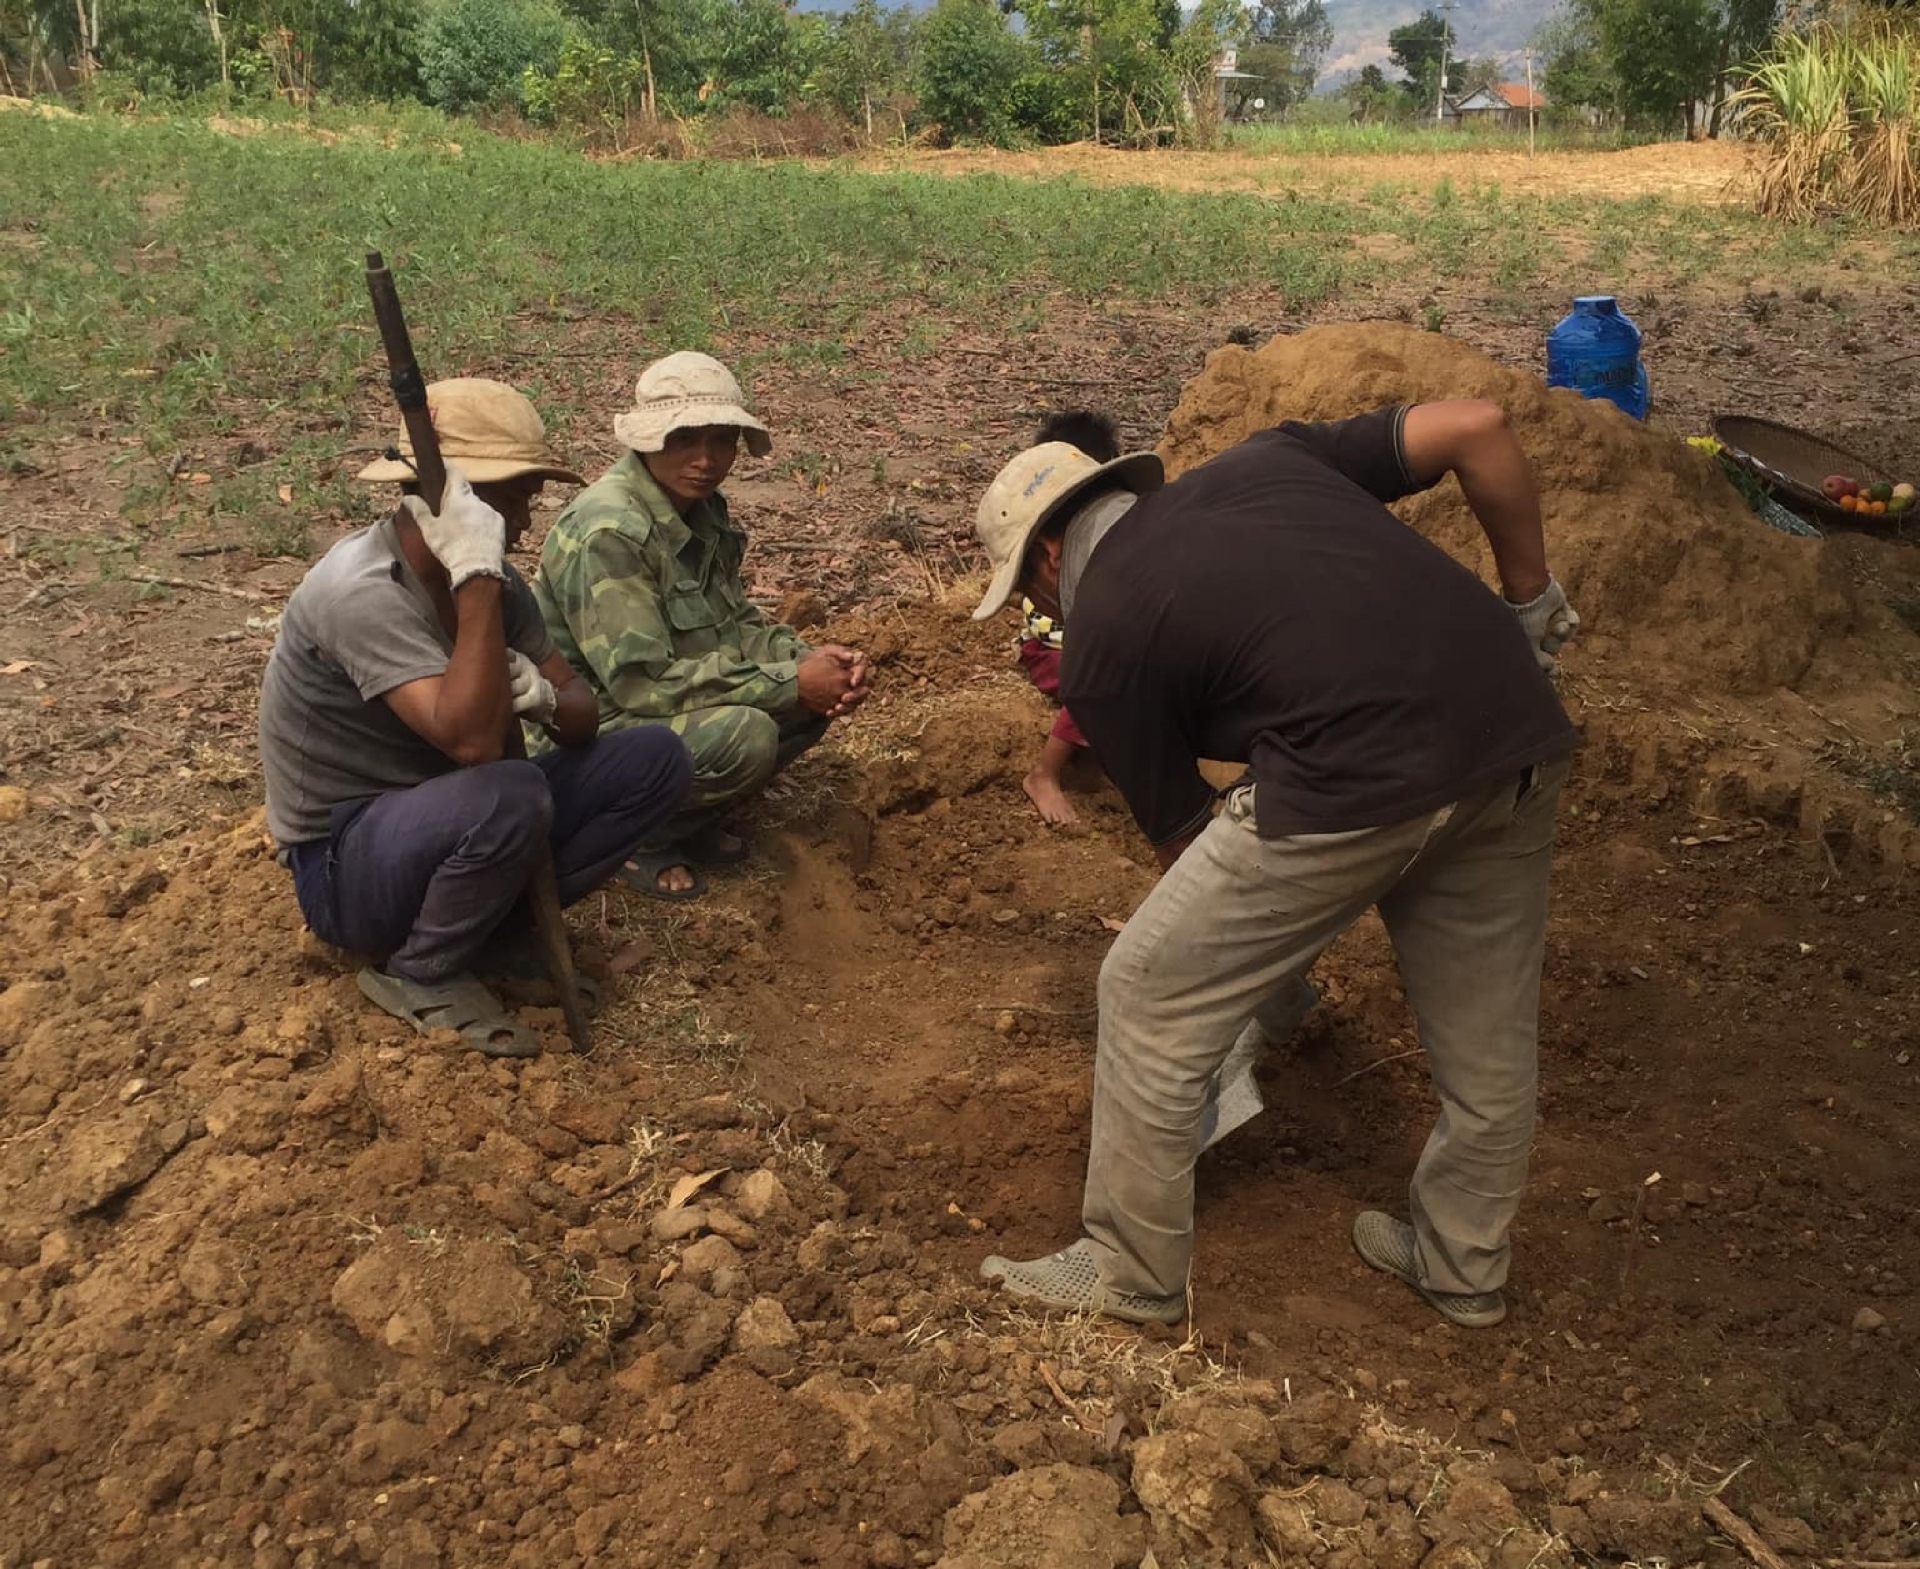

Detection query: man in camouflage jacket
xmin=534 ymin=353 xmax=869 ymax=897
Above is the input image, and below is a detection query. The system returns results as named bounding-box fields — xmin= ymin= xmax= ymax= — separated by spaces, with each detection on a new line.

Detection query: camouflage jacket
xmin=533 ymin=453 xmax=807 ymax=725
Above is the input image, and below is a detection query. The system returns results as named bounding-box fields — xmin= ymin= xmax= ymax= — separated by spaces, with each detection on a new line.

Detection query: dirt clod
xmin=938 ymin=1463 xmax=1145 ymax=1569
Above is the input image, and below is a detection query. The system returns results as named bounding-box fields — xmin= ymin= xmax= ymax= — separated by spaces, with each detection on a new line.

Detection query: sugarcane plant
xmin=1847 ymin=27 xmax=1918 ymax=222
xmin=1737 ymin=22 xmax=1920 ymax=225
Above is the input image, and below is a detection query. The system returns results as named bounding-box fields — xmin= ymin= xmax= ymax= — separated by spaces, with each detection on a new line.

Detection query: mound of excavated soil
xmin=4 ymin=599 xmax=1918 ymax=1566
xmin=0 ymin=810 xmax=1611 ymax=1569
xmin=1159 ymin=322 xmax=1863 ymax=696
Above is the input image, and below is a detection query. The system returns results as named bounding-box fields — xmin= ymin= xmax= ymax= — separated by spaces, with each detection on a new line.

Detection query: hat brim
xmin=354 ymin=455 xmax=584 ymax=487
xmin=614 ymin=404 xmax=773 ymax=459
xmin=970 ymin=451 xmax=1163 ymax=622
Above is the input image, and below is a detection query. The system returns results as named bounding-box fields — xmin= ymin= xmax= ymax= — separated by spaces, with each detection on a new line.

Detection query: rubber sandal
xmin=357 ymin=968 xmax=543 ymax=1060
xmin=980 ymin=1238 xmax=1185 ymax=1326
xmin=683 ymin=820 xmax=753 ymax=867
xmin=471 ymin=932 xmax=604 ymax=1015
xmin=617 ymin=848 xmax=707 ymax=903
xmin=1351 ymin=1211 xmax=1506 ymax=1328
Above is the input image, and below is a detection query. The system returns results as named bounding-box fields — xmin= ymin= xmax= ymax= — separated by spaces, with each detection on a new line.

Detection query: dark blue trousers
xmin=289 ymin=727 xmax=692 ymax=983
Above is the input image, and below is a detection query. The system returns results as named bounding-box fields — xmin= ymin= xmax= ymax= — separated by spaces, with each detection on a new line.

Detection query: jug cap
xmin=1573 ymin=295 xmax=1619 ymax=311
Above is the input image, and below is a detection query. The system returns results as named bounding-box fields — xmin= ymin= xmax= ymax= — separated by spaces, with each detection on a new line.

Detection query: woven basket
xmin=1711 ymin=414 xmax=1900 ymax=525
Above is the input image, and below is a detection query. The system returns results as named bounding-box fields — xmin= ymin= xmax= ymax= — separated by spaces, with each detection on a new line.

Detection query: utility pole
xmin=1434 ymin=0 xmax=1457 ymax=124
xmin=1525 ymin=46 xmax=1536 ymax=158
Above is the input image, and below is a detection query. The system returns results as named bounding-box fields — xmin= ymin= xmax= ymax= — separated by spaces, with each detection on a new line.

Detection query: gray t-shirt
xmin=259 ymin=517 xmax=554 ymax=847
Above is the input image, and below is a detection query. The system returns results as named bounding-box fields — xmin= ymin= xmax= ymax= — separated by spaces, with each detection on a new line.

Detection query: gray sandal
xmin=980 ymin=1238 xmax=1185 ymax=1325
xmin=617 ymin=848 xmax=708 ymax=902
xmin=357 ymin=968 xmax=543 ymax=1060
xmin=1351 ymin=1211 xmax=1506 ymax=1328
xmin=472 ymin=933 xmax=604 ymax=1014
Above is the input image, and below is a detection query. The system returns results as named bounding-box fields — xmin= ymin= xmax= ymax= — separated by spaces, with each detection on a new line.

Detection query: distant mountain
xmin=1321 ymin=0 xmax=1558 ymax=81
xmin=791 ymin=0 xmax=1561 ymax=90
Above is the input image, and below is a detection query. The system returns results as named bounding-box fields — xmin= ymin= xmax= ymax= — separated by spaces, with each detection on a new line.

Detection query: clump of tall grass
xmin=1738 ymin=27 xmax=1919 ymax=226
xmin=1849 ymin=30 xmax=1918 ymax=224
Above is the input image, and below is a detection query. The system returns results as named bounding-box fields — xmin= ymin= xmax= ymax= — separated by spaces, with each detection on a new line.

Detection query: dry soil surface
xmin=3 ymin=200 xmax=1920 ymax=1569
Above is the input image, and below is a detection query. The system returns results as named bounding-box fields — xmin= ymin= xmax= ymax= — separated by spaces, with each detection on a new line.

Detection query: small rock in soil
xmin=938 ymin=1463 xmax=1145 ymax=1569
xmin=1853 ymin=1306 xmax=1888 ymax=1333
xmin=1130 ymin=1430 xmax=1258 ymax=1559
xmin=58 ymin=1105 xmax=192 ymax=1214
xmin=679 ymin=1233 xmax=742 ymax=1284
xmin=1257 ymin=1493 xmax=1318 ymax=1558
xmin=733 ymin=1296 xmax=799 ymax=1353
xmin=733 ymin=1169 xmax=791 ymax=1221
xmin=705 ymin=1207 xmax=758 ymax=1247
xmin=651 ymin=1205 xmax=710 ymax=1243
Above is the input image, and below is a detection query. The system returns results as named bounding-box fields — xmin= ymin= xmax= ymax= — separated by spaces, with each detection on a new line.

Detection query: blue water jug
xmin=1547 ymin=296 xmax=1649 ymax=420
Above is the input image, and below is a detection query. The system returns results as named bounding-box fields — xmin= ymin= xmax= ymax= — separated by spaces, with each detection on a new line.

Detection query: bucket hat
xmin=613 ymin=352 xmax=772 ymax=458
xmin=971 ymin=442 xmax=1163 ymax=621
xmin=356 ymin=378 xmax=583 ymax=486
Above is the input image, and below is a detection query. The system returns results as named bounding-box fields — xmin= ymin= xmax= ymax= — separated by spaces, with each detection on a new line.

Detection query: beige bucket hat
xmin=355 ymin=377 xmax=583 ymax=486
xmin=971 ymin=441 xmax=1163 ymax=621
xmin=613 ymin=351 xmax=772 ymax=458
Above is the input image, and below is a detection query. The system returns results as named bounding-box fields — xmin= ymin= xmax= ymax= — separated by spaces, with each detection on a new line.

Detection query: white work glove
xmin=398 ymin=464 xmax=504 ymax=589
xmin=506 ymin=649 xmax=558 ymax=726
xmin=1506 ymin=575 xmax=1581 ymax=673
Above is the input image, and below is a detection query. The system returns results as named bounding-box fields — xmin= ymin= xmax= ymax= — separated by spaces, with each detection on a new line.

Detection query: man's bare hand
xmin=797 ymin=645 xmax=871 ymax=719
xmin=798 ymin=647 xmax=861 ymax=717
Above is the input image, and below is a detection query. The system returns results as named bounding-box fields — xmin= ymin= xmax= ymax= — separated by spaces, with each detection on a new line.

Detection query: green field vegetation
xmin=1225 ymin=119 xmax=1647 ymax=156
xmin=1 ymin=107 xmax=1904 ymax=537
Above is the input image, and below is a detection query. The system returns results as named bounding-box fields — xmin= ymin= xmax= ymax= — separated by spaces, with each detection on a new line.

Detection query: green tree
xmin=1342 ymin=60 xmax=1397 ymax=120
xmin=1706 ymin=0 xmax=1781 ymax=131
xmin=280 ymin=0 xmax=425 ymax=100
xmin=1538 ymin=0 xmax=1782 ymax=133
xmin=1535 ymin=3 xmax=1618 ymax=122
xmin=820 ymin=0 xmax=908 ymax=134
xmin=1015 ymin=0 xmax=1185 ymax=143
xmin=1235 ymin=0 xmax=1330 ymax=117
xmin=97 ymin=0 xmax=221 ymax=94
xmin=550 ymin=0 xmax=741 ymax=111
xmin=916 ymin=0 xmax=1026 ymax=143
xmin=1584 ymin=0 xmax=1729 ymax=131
xmin=704 ymin=0 xmax=816 ymax=111
xmin=1171 ymin=0 xmax=1248 ymax=142
xmin=1388 ymin=6 xmax=1456 ymax=117
xmin=416 ymin=0 xmax=568 ymax=111
xmin=1451 ymin=54 xmax=1506 ymax=97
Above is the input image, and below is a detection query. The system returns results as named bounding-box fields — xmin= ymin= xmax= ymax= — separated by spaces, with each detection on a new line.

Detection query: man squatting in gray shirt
xmin=258 ymin=379 xmax=692 ymax=1057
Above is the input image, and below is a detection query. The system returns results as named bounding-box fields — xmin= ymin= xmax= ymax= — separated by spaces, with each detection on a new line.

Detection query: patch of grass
xmin=668 ymin=1006 xmax=749 ymax=1071
xmin=0 ymin=107 xmax=1862 ymax=478
xmin=1228 ymin=121 xmax=1655 ymax=157
xmin=1 ymin=111 xmax=1364 ymax=446
xmin=1860 ymin=759 xmax=1920 ymax=822
xmin=1823 ymin=733 xmax=1920 ymax=823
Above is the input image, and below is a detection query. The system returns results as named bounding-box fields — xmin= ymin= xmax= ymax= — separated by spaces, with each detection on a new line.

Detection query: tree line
xmin=4 ymin=0 xmax=1909 ymax=146
xmin=1537 ymin=0 xmax=1909 ymax=137
xmin=0 ymin=0 xmax=1339 ymax=146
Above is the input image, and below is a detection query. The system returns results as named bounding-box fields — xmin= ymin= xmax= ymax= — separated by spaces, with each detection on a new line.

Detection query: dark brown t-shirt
xmin=1060 ymin=406 xmax=1577 ymax=844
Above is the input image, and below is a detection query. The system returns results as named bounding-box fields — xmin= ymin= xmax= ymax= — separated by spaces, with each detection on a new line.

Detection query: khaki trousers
xmin=1083 ymin=757 xmax=1568 ymax=1300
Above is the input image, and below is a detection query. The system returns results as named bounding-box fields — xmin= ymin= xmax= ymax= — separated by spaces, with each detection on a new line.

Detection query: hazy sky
xmin=1321 ymin=0 xmax=1560 ymax=79
xmin=790 ymin=1 xmax=1564 ymax=85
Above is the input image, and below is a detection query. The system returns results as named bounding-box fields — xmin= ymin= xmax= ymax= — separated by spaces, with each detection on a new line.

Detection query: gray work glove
xmin=506 ymin=649 xmax=558 ymax=726
xmin=399 ymin=464 xmax=505 ymax=589
xmin=1506 ymin=575 xmax=1580 ymax=673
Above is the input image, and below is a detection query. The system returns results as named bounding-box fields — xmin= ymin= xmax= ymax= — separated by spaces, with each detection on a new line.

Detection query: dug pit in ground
xmin=3 ymin=323 xmax=1919 ymax=1565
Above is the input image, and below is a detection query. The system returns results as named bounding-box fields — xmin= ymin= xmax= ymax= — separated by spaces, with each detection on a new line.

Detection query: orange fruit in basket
xmin=1838 ymin=494 xmax=1856 ymax=511
xmin=1870 ymin=499 xmax=1888 ymax=515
